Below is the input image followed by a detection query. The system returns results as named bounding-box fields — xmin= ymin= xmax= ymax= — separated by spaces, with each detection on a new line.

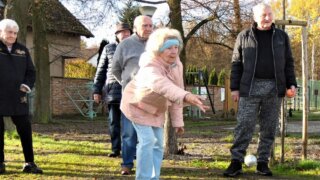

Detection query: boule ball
xmin=244 ymin=154 xmax=257 ymax=167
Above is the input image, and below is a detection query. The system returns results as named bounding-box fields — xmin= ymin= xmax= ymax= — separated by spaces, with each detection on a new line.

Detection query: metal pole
xmin=200 ymin=70 xmax=215 ymax=114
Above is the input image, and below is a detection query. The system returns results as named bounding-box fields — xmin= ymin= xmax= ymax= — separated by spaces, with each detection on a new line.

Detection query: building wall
xmin=51 ymin=77 xmax=92 ymax=116
xmin=26 ymin=32 xmax=81 ymax=77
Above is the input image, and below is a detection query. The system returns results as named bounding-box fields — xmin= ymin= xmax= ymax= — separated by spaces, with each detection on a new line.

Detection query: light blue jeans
xmin=132 ymin=122 xmax=164 ymax=180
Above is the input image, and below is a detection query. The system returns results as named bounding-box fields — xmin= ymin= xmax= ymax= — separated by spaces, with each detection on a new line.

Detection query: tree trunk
xmin=163 ymin=112 xmax=178 ymax=156
xmin=163 ymin=0 xmax=185 ymax=155
xmin=233 ymin=0 xmax=242 ymax=36
xmin=168 ymin=0 xmax=185 ymax=67
xmin=4 ymin=0 xmax=31 ymax=45
xmin=32 ymin=0 xmax=51 ymax=123
xmin=4 ymin=117 xmax=15 ymax=131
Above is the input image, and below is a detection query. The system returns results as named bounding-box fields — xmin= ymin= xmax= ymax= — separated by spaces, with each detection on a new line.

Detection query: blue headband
xmin=159 ymin=39 xmax=179 ymax=52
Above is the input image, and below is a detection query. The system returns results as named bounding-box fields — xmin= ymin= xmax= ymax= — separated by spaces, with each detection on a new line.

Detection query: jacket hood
xmin=139 ymin=52 xmax=153 ymax=68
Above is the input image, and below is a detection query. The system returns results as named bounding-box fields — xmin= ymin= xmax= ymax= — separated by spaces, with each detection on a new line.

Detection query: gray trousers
xmin=230 ymin=79 xmax=282 ymax=162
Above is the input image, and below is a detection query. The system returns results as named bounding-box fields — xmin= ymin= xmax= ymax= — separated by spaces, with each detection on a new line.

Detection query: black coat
xmin=93 ymin=43 xmax=122 ymax=104
xmin=0 ymin=41 xmax=35 ymax=115
xmin=230 ymin=23 xmax=297 ymax=97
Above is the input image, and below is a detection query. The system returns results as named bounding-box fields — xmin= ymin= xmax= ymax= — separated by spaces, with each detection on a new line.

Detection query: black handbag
xmin=105 ymin=82 xmax=122 ymax=104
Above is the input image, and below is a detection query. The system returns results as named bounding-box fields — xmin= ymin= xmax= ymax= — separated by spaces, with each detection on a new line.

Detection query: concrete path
xmin=223 ymin=121 xmax=320 ymax=134
xmin=287 ymin=121 xmax=320 ymax=133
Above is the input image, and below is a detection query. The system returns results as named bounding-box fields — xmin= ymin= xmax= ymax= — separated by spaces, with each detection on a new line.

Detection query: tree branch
xmin=200 ymin=37 xmax=233 ymax=51
xmin=184 ymin=15 xmax=216 ymax=45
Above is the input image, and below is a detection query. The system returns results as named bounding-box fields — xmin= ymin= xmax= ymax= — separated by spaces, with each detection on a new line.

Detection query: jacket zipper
xmin=249 ymin=30 xmax=258 ymax=96
xmin=271 ymin=29 xmax=279 ymax=95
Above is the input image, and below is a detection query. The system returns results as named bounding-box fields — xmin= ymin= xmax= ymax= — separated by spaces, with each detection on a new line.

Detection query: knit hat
xmin=115 ymin=23 xmax=132 ymax=34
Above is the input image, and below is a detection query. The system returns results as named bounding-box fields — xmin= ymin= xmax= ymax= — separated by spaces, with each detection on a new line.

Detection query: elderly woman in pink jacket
xmin=120 ymin=27 xmax=209 ymax=180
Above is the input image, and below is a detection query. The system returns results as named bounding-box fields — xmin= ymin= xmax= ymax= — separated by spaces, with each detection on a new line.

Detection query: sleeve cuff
xmin=21 ymin=84 xmax=32 ymax=93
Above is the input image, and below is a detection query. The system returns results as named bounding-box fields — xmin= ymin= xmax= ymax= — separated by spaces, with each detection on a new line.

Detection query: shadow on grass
xmin=3 ymin=159 xmax=134 ymax=179
xmin=161 ymin=166 xmax=289 ymax=180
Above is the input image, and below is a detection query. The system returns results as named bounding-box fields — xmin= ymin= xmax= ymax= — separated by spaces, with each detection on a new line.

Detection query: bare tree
xmin=4 ymin=0 xmax=31 ymax=45
xmin=32 ymin=0 xmax=51 ymax=123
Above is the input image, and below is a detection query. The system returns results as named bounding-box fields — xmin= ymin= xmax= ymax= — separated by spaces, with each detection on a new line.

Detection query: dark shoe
xmin=108 ymin=152 xmax=120 ymax=158
xmin=22 ymin=162 xmax=43 ymax=174
xmin=223 ymin=159 xmax=242 ymax=177
xmin=121 ymin=167 xmax=132 ymax=175
xmin=256 ymin=161 xmax=272 ymax=176
xmin=0 ymin=163 xmax=5 ymax=174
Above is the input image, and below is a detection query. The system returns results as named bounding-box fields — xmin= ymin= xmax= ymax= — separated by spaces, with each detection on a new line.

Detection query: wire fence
xmin=287 ymin=79 xmax=320 ymax=111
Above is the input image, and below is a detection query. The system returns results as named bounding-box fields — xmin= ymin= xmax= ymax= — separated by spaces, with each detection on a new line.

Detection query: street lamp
xmin=139 ymin=5 xmax=157 ymax=17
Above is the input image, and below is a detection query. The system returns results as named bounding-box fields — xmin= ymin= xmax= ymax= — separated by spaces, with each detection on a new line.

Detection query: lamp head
xmin=139 ymin=6 xmax=157 ymax=17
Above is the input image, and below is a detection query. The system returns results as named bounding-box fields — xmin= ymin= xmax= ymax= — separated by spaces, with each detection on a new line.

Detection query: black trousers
xmin=107 ymin=103 xmax=121 ymax=153
xmin=0 ymin=115 xmax=34 ymax=163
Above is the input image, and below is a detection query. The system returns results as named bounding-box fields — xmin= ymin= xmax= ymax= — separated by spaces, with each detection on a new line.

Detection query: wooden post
xmin=224 ymin=76 xmax=229 ymax=118
xmin=282 ymin=0 xmax=286 ymax=30
xmin=301 ymin=26 xmax=308 ymax=160
xmin=280 ymin=99 xmax=285 ymax=163
xmin=279 ymin=6 xmax=286 ymax=162
xmin=274 ymin=19 xmax=308 ymax=162
xmin=274 ymin=20 xmax=308 ymax=26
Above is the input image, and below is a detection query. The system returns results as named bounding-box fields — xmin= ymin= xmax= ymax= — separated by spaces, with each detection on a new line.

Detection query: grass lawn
xmin=1 ymin=117 xmax=319 ymax=179
xmin=288 ymin=110 xmax=320 ymax=121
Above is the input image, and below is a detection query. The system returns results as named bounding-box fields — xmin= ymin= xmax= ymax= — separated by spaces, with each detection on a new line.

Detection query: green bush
xmin=208 ymin=68 xmax=218 ymax=85
xmin=201 ymin=66 xmax=209 ymax=85
xmin=186 ymin=65 xmax=199 ymax=85
xmin=185 ymin=65 xmax=192 ymax=85
xmin=217 ymin=69 xmax=226 ymax=86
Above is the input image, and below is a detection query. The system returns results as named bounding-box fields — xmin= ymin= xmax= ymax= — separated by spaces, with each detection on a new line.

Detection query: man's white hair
xmin=133 ymin=15 xmax=151 ymax=32
xmin=0 ymin=19 xmax=19 ymax=32
xmin=252 ymin=3 xmax=272 ymax=17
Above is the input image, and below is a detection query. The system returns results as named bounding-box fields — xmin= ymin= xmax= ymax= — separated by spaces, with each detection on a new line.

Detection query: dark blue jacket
xmin=93 ymin=43 xmax=122 ymax=104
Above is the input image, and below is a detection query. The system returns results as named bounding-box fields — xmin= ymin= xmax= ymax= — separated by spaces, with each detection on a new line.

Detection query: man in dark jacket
xmin=224 ymin=3 xmax=297 ymax=177
xmin=0 ymin=19 xmax=42 ymax=174
xmin=93 ymin=23 xmax=132 ymax=158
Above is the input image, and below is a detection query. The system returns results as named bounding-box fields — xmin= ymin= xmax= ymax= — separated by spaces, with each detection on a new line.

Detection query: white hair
xmin=133 ymin=15 xmax=151 ymax=32
xmin=0 ymin=19 xmax=19 ymax=32
xmin=252 ymin=3 xmax=272 ymax=17
xmin=145 ymin=27 xmax=183 ymax=58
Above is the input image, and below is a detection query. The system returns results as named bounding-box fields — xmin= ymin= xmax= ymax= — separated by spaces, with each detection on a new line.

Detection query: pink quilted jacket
xmin=120 ymin=53 xmax=189 ymax=127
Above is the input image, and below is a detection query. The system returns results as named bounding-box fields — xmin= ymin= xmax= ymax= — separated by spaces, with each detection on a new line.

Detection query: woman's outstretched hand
xmin=184 ymin=93 xmax=210 ymax=112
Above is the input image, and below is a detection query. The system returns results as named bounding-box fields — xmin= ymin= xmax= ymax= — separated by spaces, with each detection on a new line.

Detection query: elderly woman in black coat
xmin=0 ymin=19 xmax=42 ymax=174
